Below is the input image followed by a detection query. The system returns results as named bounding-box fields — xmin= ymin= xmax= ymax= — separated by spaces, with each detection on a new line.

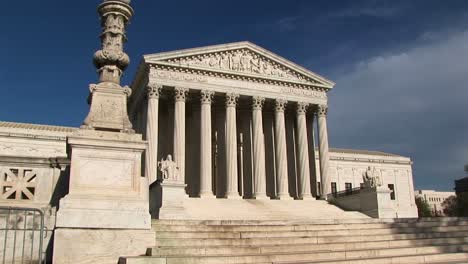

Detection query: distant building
xmin=416 ymin=190 xmax=455 ymax=216
xmin=455 ymin=177 xmax=468 ymax=194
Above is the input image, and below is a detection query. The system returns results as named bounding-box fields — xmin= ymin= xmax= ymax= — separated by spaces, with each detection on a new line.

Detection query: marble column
xmin=317 ymin=105 xmax=331 ymax=199
xmin=275 ymin=99 xmax=291 ymax=200
xmin=146 ymin=84 xmax=162 ymax=184
xmin=252 ymin=96 xmax=268 ymax=199
xmin=225 ymin=93 xmax=241 ymax=199
xmin=296 ymin=102 xmax=313 ymax=199
xmin=174 ymin=87 xmax=189 ymax=184
xmin=199 ymin=90 xmax=214 ymax=198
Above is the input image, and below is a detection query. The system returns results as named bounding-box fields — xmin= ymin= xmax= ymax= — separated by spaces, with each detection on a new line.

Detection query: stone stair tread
xmin=124 ymin=247 xmax=468 ymax=264
xmin=279 ymin=252 xmax=468 ymax=264
xmin=137 ymin=244 xmax=468 ymax=263
xmin=155 ymin=231 xmax=468 ymax=248
xmin=155 ymin=229 xmax=468 ymax=241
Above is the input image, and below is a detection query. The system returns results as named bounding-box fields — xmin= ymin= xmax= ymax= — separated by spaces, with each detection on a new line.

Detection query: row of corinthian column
xmin=145 ymin=84 xmax=331 ymax=199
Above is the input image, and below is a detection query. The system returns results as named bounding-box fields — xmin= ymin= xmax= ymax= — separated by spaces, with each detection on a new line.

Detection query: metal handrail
xmin=327 ymin=187 xmax=363 ymax=200
xmin=0 ymin=206 xmax=45 ymax=264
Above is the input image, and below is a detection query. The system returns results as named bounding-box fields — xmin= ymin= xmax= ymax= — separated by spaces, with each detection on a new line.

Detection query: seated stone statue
xmin=158 ymin=154 xmax=180 ymax=182
xmin=362 ymin=166 xmax=382 ymax=188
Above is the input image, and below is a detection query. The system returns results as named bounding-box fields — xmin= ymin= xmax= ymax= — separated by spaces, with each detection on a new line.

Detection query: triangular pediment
xmin=144 ymin=41 xmax=335 ymax=89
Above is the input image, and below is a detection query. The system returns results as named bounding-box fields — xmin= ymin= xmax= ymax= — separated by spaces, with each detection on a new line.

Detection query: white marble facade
xmin=0 ymin=42 xmax=418 ymax=219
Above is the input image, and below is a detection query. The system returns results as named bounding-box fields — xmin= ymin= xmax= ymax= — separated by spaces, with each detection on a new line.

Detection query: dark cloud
xmin=328 ymin=30 xmax=468 ymax=191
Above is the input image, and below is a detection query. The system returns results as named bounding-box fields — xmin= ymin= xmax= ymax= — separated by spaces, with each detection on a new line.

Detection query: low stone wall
xmin=329 ymin=187 xmax=398 ymax=218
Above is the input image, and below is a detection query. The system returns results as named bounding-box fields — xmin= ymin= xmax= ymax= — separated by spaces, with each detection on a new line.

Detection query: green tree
xmin=415 ymin=196 xmax=432 ymax=217
xmin=442 ymin=195 xmax=458 ymax=216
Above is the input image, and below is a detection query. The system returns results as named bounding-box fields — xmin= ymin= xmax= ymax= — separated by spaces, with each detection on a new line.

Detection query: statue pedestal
xmin=151 ymin=181 xmax=188 ymax=219
xmin=359 ymin=187 xmax=396 ymax=218
xmin=56 ymin=129 xmax=150 ymax=229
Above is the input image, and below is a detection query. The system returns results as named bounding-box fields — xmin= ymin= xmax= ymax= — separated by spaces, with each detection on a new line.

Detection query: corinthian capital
xmin=147 ymin=84 xmax=162 ymax=99
xmin=296 ymin=102 xmax=309 ymax=115
xmin=317 ymin=105 xmax=328 ymax=117
xmin=226 ymin=93 xmax=239 ymax=107
xmin=174 ymin=87 xmax=189 ymax=102
xmin=252 ymin=96 xmax=265 ymax=110
xmin=275 ymin=99 xmax=287 ymax=112
xmin=200 ymin=90 xmax=214 ymax=104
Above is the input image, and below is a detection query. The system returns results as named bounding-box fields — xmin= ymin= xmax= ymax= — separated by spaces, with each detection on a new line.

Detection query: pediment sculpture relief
xmin=166 ymin=49 xmax=316 ymax=84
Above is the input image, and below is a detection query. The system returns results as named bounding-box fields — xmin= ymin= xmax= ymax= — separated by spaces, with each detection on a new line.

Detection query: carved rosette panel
xmin=252 ymin=96 xmax=265 ymax=110
xmin=275 ymin=99 xmax=288 ymax=112
xmin=226 ymin=93 xmax=239 ymax=107
xmin=166 ymin=49 xmax=318 ymax=84
xmin=174 ymin=87 xmax=189 ymax=102
xmin=1 ymin=167 xmax=38 ymax=201
xmin=147 ymin=84 xmax=162 ymax=99
xmin=200 ymin=90 xmax=214 ymax=104
xmin=317 ymin=105 xmax=328 ymax=117
xmin=297 ymin=102 xmax=309 ymax=115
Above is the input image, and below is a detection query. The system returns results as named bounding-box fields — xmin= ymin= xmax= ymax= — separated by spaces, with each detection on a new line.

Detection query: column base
xmin=199 ymin=192 xmax=216 ymax=199
xmin=301 ymin=194 xmax=314 ymax=200
xmin=226 ymin=192 xmax=243 ymax=199
xmin=277 ymin=193 xmax=294 ymax=200
xmin=254 ymin=194 xmax=270 ymax=200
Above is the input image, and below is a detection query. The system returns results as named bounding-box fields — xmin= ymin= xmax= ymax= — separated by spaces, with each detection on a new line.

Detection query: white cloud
xmin=328 ymin=30 xmax=468 ymax=190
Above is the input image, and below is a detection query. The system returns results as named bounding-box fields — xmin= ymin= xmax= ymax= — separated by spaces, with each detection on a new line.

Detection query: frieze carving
xmin=296 ymin=102 xmax=309 ymax=114
xmin=275 ymin=99 xmax=287 ymax=112
xmin=166 ymin=49 xmax=317 ymax=84
xmin=174 ymin=87 xmax=189 ymax=102
xmin=226 ymin=93 xmax=239 ymax=107
xmin=280 ymin=87 xmax=327 ymax=98
xmin=317 ymin=105 xmax=328 ymax=117
xmin=147 ymin=84 xmax=162 ymax=99
xmin=200 ymin=90 xmax=214 ymax=104
xmin=252 ymin=96 xmax=265 ymax=110
xmin=152 ymin=70 xmax=208 ymax=82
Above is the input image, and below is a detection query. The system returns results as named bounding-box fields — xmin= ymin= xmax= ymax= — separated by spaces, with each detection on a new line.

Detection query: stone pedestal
xmin=56 ymin=129 xmax=150 ymax=229
xmin=158 ymin=181 xmax=188 ymax=219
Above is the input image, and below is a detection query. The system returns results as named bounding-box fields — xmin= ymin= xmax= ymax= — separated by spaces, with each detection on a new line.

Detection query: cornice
xmin=148 ymin=63 xmax=329 ymax=93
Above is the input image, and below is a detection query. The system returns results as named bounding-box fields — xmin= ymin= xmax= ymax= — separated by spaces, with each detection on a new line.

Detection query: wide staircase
xmin=121 ymin=218 xmax=468 ymax=264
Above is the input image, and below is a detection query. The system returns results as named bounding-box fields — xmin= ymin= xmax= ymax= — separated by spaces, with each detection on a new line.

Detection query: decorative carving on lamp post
xmin=81 ymin=0 xmax=135 ymax=133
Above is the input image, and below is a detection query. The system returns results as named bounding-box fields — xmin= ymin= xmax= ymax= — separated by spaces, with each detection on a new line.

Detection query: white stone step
xmin=147 ymin=237 xmax=468 ymax=257
xmin=297 ymin=252 xmax=468 ymax=264
xmin=121 ymin=244 xmax=468 ymax=264
xmin=152 ymin=217 xmax=468 ymax=226
xmin=155 ymin=230 xmax=468 ymax=247
xmin=154 ymin=225 xmax=468 ymax=239
xmin=152 ymin=220 xmax=468 ymax=232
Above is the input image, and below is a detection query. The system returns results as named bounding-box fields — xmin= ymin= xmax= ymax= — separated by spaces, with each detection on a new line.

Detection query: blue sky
xmin=1 ymin=0 xmax=467 ymax=191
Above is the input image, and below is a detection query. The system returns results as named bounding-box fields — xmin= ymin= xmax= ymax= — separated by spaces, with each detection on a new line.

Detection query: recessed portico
xmin=130 ymin=41 xmax=334 ymax=202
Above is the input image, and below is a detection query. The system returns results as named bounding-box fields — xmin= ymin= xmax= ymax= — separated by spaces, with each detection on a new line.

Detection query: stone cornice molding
xmin=148 ymin=63 xmax=329 ymax=93
xmin=296 ymin=102 xmax=309 ymax=115
xmin=252 ymin=96 xmax=265 ymax=110
xmin=147 ymin=84 xmax=162 ymax=99
xmin=174 ymin=87 xmax=189 ymax=102
xmin=317 ymin=105 xmax=328 ymax=117
xmin=275 ymin=99 xmax=287 ymax=112
xmin=226 ymin=93 xmax=239 ymax=107
xmin=200 ymin=90 xmax=214 ymax=105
